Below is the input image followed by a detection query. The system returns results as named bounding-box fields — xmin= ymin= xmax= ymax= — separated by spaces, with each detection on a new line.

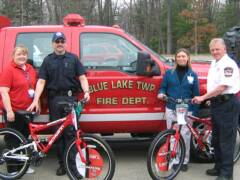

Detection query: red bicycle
xmin=0 ymin=99 xmax=115 ymax=180
xmin=147 ymin=96 xmax=240 ymax=180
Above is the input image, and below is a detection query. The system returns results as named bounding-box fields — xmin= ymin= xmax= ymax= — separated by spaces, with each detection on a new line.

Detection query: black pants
xmin=48 ymin=95 xmax=76 ymax=167
xmin=3 ymin=112 xmax=30 ymax=173
xmin=210 ymin=95 xmax=239 ymax=178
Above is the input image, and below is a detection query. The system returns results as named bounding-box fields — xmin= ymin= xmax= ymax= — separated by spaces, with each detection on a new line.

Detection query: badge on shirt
xmin=224 ymin=67 xmax=233 ymax=77
xmin=187 ymin=75 xmax=194 ymax=84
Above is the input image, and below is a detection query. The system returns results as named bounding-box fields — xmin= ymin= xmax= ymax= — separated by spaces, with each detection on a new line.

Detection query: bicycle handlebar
xmin=162 ymin=95 xmax=192 ymax=104
xmin=58 ymin=98 xmax=87 ymax=108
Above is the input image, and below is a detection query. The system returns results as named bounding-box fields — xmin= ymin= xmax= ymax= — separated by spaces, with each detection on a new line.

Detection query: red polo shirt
xmin=0 ymin=61 xmax=37 ymax=111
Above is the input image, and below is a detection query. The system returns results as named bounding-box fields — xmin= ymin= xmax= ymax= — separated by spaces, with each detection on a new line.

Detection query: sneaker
xmin=181 ymin=164 xmax=188 ymax=172
xmin=172 ymin=164 xmax=179 ymax=171
xmin=26 ymin=167 xmax=35 ymax=174
xmin=206 ymin=167 xmax=220 ymax=176
xmin=56 ymin=166 xmax=66 ymax=176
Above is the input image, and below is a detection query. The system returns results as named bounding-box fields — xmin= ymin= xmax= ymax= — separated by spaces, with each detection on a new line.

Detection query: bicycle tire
xmin=64 ymin=134 xmax=115 ymax=180
xmin=190 ymin=122 xmax=214 ymax=163
xmin=233 ymin=127 xmax=240 ymax=163
xmin=0 ymin=128 xmax=30 ymax=180
xmin=191 ymin=124 xmax=240 ymax=163
xmin=147 ymin=129 xmax=186 ymax=180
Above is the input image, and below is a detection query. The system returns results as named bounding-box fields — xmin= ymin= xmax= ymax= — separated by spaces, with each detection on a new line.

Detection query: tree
xmin=0 ymin=0 xmax=239 ymax=54
xmin=177 ymin=0 xmax=217 ymax=53
xmin=166 ymin=0 xmax=172 ymax=54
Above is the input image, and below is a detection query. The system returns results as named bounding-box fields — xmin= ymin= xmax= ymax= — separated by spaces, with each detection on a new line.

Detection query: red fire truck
xmin=0 ymin=14 xmax=210 ymax=135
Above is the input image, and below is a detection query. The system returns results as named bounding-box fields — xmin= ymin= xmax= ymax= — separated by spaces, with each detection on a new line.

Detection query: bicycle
xmin=0 ymin=99 xmax=115 ymax=180
xmin=147 ymin=96 xmax=240 ymax=180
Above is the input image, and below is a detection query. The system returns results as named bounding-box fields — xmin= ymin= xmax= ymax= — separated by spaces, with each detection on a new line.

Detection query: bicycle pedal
xmin=32 ymin=157 xmax=44 ymax=167
xmin=31 ymin=152 xmax=45 ymax=167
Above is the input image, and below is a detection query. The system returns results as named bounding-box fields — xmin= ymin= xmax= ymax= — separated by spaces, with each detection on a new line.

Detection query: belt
xmin=48 ymin=90 xmax=78 ymax=97
xmin=211 ymin=94 xmax=235 ymax=103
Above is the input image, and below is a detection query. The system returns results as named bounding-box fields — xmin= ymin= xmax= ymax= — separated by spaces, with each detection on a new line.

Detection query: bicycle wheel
xmin=147 ymin=129 xmax=186 ymax=180
xmin=191 ymin=123 xmax=240 ymax=163
xmin=64 ymin=134 xmax=115 ymax=180
xmin=190 ymin=122 xmax=214 ymax=163
xmin=233 ymin=127 xmax=240 ymax=163
xmin=0 ymin=128 xmax=30 ymax=180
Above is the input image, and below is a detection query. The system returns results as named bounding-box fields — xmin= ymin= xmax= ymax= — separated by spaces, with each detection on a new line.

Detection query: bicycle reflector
xmin=88 ymin=148 xmax=104 ymax=178
xmin=76 ymin=103 xmax=83 ymax=116
xmin=156 ymin=142 xmax=169 ymax=171
xmin=76 ymin=148 xmax=104 ymax=178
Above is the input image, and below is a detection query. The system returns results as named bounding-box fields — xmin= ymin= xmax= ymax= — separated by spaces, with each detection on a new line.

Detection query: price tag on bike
xmin=176 ymin=103 xmax=188 ymax=125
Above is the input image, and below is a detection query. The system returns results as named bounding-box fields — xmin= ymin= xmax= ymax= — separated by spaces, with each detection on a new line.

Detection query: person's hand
xmin=27 ymin=101 xmax=40 ymax=113
xmin=84 ymin=92 xmax=90 ymax=102
xmin=36 ymin=100 xmax=41 ymax=114
xmin=192 ymin=96 xmax=204 ymax=104
xmin=7 ymin=110 xmax=15 ymax=122
xmin=157 ymin=93 xmax=166 ymax=100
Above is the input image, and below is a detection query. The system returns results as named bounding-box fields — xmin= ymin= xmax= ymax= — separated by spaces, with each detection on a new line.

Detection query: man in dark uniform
xmin=28 ymin=32 xmax=90 ymax=176
xmin=192 ymin=38 xmax=240 ymax=180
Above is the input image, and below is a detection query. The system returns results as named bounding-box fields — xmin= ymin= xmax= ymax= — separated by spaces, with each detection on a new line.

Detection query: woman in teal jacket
xmin=157 ymin=48 xmax=200 ymax=171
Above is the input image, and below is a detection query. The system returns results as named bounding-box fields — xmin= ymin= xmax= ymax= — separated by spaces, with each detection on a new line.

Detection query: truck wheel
xmin=130 ymin=133 xmax=156 ymax=139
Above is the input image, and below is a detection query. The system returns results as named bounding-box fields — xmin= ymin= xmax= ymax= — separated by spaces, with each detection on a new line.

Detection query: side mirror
xmin=136 ymin=51 xmax=159 ymax=76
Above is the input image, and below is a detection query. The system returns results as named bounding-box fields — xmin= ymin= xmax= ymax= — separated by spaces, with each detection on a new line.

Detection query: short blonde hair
xmin=12 ymin=45 xmax=28 ymax=57
xmin=209 ymin=38 xmax=226 ymax=48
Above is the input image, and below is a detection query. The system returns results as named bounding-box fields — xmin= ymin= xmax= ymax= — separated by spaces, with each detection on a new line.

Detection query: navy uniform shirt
xmin=39 ymin=51 xmax=86 ymax=92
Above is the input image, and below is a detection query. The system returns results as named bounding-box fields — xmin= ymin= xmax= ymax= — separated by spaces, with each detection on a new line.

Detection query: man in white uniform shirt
xmin=192 ymin=38 xmax=240 ymax=180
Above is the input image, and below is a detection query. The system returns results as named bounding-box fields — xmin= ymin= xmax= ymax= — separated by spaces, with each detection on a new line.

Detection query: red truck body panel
xmin=0 ymin=15 xmax=210 ymax=133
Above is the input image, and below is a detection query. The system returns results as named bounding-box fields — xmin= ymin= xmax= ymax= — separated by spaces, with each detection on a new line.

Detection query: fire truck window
xmin=16 ymin=33 xmax=53 ymax=68
xmin=80 ymin=33 xmax=140 ymax=73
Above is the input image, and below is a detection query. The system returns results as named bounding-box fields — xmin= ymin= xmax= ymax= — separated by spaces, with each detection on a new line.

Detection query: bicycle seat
xmin=15 ymin=110 xmax=36 ymax=122
xmin=57 ymin=101 xmax=77 ymax=113
xmin=57 ymin=101 xmax=75 ymax=106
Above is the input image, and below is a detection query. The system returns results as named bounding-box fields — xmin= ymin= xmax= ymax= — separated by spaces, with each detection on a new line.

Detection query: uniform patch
xmin=224 ymin=67 xmax=233 ymax=77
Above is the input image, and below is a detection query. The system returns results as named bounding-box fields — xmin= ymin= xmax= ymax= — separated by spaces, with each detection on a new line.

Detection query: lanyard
xmin=22 ymin=69 xmax=33 ymax=89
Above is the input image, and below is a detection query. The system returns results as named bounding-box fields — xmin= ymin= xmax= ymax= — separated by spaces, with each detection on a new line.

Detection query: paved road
xmin=22 ymin=138 xmax=240 ymax=180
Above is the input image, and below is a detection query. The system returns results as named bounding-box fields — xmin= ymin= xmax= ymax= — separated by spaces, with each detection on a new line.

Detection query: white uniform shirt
xmin=207 ymin=54 xmax=240 ymax=94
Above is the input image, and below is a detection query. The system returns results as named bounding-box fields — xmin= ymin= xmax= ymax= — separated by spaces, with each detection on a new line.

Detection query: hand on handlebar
xmin=191 ymin=96 xmax=204 ymax=104
xmin=157 ymin=93 xmax=166 ymax=100
xmin=84 ymin=92 xmax=90 ymax=102
xmin=27 ymin=100 xmax=41 ymax=114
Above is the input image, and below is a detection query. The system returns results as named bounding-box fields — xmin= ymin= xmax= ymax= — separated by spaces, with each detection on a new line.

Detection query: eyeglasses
xmin=55 ymin=40 xmax=65 ymax=44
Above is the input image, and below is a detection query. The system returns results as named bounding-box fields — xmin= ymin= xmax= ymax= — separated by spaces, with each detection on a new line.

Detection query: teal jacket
xmin=159 ymin=68 xmax=200 ymax=113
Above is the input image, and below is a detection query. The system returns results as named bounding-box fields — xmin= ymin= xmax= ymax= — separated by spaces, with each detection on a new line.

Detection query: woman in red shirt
xmin=0 ymin=45 xmax=37 ymax=174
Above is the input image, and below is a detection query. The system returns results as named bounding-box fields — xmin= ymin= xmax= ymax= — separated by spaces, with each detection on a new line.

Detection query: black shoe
xmin=56 ymin=166 xmax=66 ymax=176
xmin=206 ymin=168 xmax=220 ymax=176
xmin=215 ymin=176 xmax=233 ymax=180
xmin=172 ymin=164 xmax=179 ymax=170
xmin=181 ymin=164 xmax=188 ymax=172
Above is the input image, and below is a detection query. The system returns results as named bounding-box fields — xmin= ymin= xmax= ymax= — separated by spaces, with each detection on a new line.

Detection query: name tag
xmin=187 ymin=76 xmax=194 ymax=84
xmin=28 ymin=89 xmax=35 ymax=98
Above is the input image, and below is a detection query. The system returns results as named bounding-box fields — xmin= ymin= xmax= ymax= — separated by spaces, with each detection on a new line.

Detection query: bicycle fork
xmin=75 ymin=130 xmax=87 ymax=164
xmin=170 ymin=127 xmax=181 ymax=158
